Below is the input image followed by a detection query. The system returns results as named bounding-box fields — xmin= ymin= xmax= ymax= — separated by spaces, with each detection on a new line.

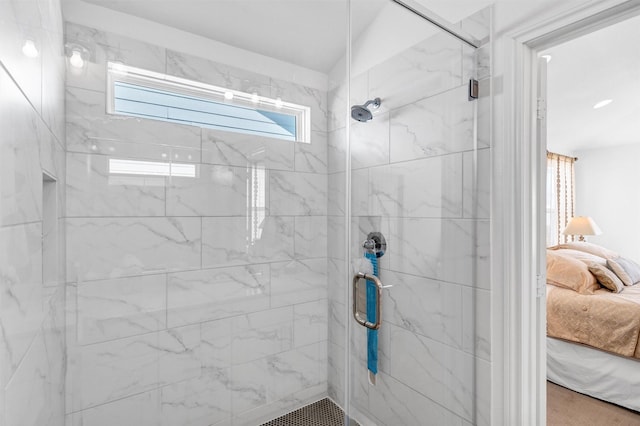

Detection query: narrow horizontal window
xmin=107 ymin=62 xmax=310 ymax=143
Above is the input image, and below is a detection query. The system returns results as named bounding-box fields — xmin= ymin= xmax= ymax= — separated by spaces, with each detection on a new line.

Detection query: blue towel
xmin=365 ymin=251 xmax=378 ymax=375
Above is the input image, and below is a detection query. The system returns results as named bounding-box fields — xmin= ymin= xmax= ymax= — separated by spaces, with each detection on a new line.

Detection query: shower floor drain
xmin=259 ymin=398 xmax=360 ymax=426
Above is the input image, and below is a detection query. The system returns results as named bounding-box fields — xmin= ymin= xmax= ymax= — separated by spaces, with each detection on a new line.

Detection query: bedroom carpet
xmin=547 ymin=381 xmax=640 ymax=425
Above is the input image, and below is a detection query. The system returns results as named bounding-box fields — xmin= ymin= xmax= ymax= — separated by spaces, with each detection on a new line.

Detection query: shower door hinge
xmin=468 ymin=79 xmax=479 ymax=100
xmin=537 ymin=98 xmax=546 ymax=120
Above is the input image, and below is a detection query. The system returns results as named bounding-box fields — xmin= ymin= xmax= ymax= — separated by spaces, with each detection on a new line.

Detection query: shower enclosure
xmin=0 ymin=0 xmax=490 ymax=424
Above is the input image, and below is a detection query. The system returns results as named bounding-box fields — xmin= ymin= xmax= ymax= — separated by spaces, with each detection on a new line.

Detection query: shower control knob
xmin=363 ymin=239 xmax=376 ymax=251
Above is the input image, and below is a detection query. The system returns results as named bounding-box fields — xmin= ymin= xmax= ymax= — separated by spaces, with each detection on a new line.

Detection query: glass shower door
xmin=342 ymin=2 xmax=492 ymax=424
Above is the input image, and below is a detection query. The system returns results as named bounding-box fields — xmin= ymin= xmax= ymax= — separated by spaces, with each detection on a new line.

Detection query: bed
xmin=545 ymin=242 xmax=640 ymax=412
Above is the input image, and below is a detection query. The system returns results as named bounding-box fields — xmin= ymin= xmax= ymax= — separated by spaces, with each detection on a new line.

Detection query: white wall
xmin=575 ymin=143 xmax=640 ymax=262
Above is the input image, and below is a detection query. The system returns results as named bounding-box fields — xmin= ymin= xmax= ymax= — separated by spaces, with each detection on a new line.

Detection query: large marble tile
xmin=463 ymin=148 xmax=490 ymax=219
xmin=388 ymin=324 xmax=476 ymax=421
xmin=231 ymin=307 xmax=294 ymax=365
xmin=326 ymin=216 xmax=345 ymax=261
xmin=0 ymin=68 xmax=43 ymax=227
xmin=295 ymin=131 xmax=327 ymax=173
xmin=201 ymin=317 xmax=234 ymax=371
xmin=40 ymin=22 xmax=65 ymax=146
xmin=0 ymin=222 xmax=45 ymax=383
xmin=160 ymin=369 xmax=232 ymax=426
xmin=266 ymin=342 xmax=327 ymax=402
xmin=327 ymin=172 xmax=346 ymax=217
xmin=347 ymin=342 xmax=370 ymax=413
xmin=369 ymin=32 xmax=463 ymax=111
xmin=350 ymin=111 xmax=390 ymax=170
xmin=270 ymin=258 xmax=327 ymax=308
xmin=66 ymin=152 xmax=166 ymax=217
xmin=327 ymin=257 xmax=347 ymax=304
xmin=369 ymin=153 xmax=464 ymax=218
xmin=166 ymin=50 xmax=271 ymax=96
xmin=66 ymin=86 xmax=201 ymax=160
xmin=327 ymin=128 xmax=346 ymax=174
xmin=230 ymin=342 xmax=326 ymax=415
xmin=157 ymin=325 xmax=202 ymax=385
xmin=382 ymin=270 xmax=463 ymax=349
xmin=269 ymin=78 xmax=328 ymax=135
xmin=269 ymin=171 xmax=327 ymax=216
xmin=68 ymin=333 xmax=159 ymax=411
xmin=4 ymin=332 xmax=54 ymax=426
xmin=293 ymin=299 xmax=328 ymax=348
xmin=166 ymin=164 xmax=249 ymax=216
xmin=65 ymin=23 xmax=166 ymax=92
xmin=390 ymin=85 xmax=475 ymax=163
xmin=232 ymin=383 xmax=327 ymax=426
xmin=76 ymin=274 xmax=167 ymax=345
xmin=229 ymin=360 xmax=267 ymax=414
xmin=368 ymin=372 xmax=464 ymax=426
xmin=69 ymin=325 xmax=200 ymax=412
xmin=202 ymin=216 xmax=294 ymax=268
xmin=167 ymin=264 xmax=270 ymax=328
xmin=42 ymin=286 xmax=66 ymax=426
xmin=349 ymin=168 xmax=370 ymax=217
xmin=388 ymin=218 xmax=488 ymax=287
xmin=66 ymin=217 xmax=201 ymax=281
xmin=462 ymin=286 xmax=491 ymax=362
xmin=327 ymin=83 xmax=347 ymax=133
xmin=327 ymin=300 xmax=346 ymax=350
xmin=202 ymin=128 xmax=295 ymax=171
xmin=327 ymin=341 xmax=345 ymax=406
xmin=294 ymin=216 xmax=327 ymax=259
xmin=66 ymin=389 xmax=160 ymax=426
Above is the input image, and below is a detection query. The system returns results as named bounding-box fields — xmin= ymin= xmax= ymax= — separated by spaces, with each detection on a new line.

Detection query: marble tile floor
xmin=260 ymin=398 xmax=360 ymax=426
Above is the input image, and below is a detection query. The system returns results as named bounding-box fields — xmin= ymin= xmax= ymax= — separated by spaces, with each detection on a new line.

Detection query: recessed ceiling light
xmin=541 ymin=54 xmax=552 ymax=63
xmin=593 ymin=99 xmax=613 ymax=109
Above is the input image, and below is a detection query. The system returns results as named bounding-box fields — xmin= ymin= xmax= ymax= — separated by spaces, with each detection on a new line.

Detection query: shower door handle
xmin=352 ymin=272 xmax=383 ymax=330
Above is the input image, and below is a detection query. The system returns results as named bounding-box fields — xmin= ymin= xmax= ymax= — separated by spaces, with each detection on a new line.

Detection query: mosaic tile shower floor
xmin=259 ymin=398 xmax=361 ymax=426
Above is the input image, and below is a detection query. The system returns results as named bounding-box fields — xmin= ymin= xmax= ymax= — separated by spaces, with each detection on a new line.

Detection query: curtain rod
xmin=546 ymin=150 xmax=578 ymax=161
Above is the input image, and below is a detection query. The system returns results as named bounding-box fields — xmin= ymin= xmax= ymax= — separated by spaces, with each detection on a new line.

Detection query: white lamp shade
xmin=562 ymin=216 xmax=602 ymax=236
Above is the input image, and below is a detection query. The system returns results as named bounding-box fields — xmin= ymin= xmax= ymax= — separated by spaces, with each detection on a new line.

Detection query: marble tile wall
xmin=64 ymin=23 xmax=329 ymax=426
xmin=327 ymin=7 xmax=492 ymax=426
xmin=0 ymin=0 xmax=66 ymax=425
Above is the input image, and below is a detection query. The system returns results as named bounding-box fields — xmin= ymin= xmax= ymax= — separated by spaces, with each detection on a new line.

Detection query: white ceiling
xmin=73 ymin=0 xmax=493 ymax=73
xmin=78 ymin=0 xmax=385 ymax=73
xmin=546 ymin=13 xmax=640 ymax=155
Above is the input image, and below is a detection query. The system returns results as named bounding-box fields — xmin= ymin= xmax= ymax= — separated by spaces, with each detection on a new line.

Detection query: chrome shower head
xmin=350 ymin=97 xmax=381 ymax=122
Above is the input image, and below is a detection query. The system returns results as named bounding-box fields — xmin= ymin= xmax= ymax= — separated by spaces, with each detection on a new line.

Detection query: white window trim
xmin=106 ymin=62 xmax=311 ymax=143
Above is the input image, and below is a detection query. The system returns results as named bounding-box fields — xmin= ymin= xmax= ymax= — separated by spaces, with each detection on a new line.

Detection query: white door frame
xmin=494 ymin=1 xmax=640 ymax=425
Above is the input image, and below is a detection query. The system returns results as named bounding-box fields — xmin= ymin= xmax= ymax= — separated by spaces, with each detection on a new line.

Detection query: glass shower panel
xmin=63 ymin=2 xmax=347 ymax=425
xmin=345 ymin=2 xmax=491 ymax=425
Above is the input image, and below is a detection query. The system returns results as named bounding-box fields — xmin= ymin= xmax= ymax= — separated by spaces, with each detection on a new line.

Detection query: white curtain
xmin=546 ymin=152 xmax=577 ymax=247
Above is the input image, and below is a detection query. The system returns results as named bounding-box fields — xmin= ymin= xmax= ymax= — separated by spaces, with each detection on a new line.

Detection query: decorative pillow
xmin=549 ymin=242 xmax=618 ymax=259
xmin=546 ymin=250 xmax=599 ymax=294
xmin=552 ymin=248 xmax=607 ymax=267
xmin=588 ymin=263 xmax=624 ymax=293
xmin=607 ymin=257 xmax=640 ymax=286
